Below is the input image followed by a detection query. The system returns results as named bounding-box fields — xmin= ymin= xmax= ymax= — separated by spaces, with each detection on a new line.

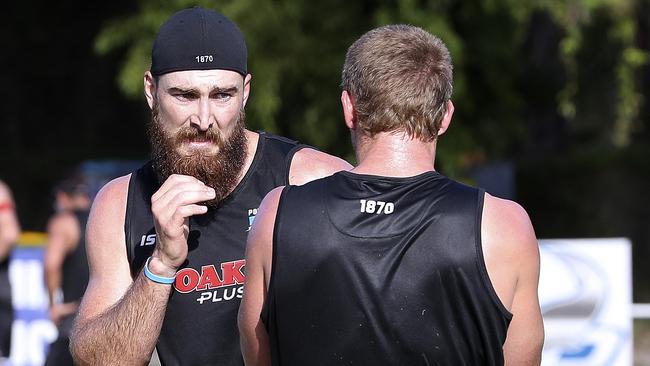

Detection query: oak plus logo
xmin=175 ymin=260 xmax=246 ymax=305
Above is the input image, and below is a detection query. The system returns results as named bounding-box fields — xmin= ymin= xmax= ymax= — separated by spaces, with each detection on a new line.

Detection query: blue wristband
xmin=143 ymin=256 xmax=176 ymax=284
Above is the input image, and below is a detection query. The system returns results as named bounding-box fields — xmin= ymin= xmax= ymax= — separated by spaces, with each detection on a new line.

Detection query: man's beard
xmin=148 ymin=104 xmax=247 ymax=207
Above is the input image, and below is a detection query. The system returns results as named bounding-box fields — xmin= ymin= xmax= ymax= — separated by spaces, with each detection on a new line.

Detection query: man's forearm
xmin=44 ymin=267 xmax=61 ymax=307
xmin=70 ymin=271 xmax=172 ymax=366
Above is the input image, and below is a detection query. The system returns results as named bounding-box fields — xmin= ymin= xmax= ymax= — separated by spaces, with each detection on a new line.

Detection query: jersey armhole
xmin=283 ymin=145 xmax=310 ymax=185
xmin=261 ymin=185 xmax=291 ymax=328
xmin=474 ymin=188 xmax=514 ymax=320
xmin=124 ymin=172 xmax=138 ymax=270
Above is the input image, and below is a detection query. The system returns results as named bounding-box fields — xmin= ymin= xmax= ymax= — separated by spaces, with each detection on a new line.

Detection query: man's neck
xmin=236 ymin=129 xmax=260 ymax=185
xmin=352 ymin=132 xmax=437 ymax=178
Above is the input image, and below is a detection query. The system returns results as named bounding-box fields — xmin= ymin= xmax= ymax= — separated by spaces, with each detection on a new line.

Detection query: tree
xmin=95 ymin=0 xmax=647 ymax=173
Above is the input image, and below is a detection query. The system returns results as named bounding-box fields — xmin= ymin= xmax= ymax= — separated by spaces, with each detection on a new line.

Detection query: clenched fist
xmin=148 ymin=174 xmax=215 ymax=277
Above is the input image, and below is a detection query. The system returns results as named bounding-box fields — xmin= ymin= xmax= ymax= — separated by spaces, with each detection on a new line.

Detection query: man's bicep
xmin=239 ymin=228 xmax=268 ymax=334
xmin=77 ymin=176 xmax=134 ymax=322
xmin=503 ymin=233 xmax=544 ymax=365
xmin=483 ymin=195 xmax=543 ymax=364
xmin=44 ymin=215 xmax=76 ymax=269
xmin=241 ymin=186 xmax=282 ymax=320
xmin=239 ymin=187 xmax=281 ymax=366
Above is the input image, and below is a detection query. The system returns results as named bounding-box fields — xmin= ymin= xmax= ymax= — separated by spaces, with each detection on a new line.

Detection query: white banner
xmin=7 ymin=237 xmax=57 ymax=366
xmin=539 ymin=238 xmax=632 ymax=366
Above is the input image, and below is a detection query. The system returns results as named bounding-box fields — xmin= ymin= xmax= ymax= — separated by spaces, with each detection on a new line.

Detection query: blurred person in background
xmin=239 ymin=24 xmax=544 ymax=365
xmin=0 ymin=180 xmax=20 ymax=364
xmin=70 ymin=6 xmax=350 ymax=366
xmin=44 ymin=175 xmax=91 ymax=366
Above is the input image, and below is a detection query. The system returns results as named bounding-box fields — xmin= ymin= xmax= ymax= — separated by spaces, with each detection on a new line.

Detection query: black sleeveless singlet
xmin=0 ymin=255 xmax=12 ymax=357
xmin=265 ymin=171 xmax=512 ymax=366
xmin=58 ymin=209 xmax=90 ymax=336
xmin=125 ymin=132 xmax=305 ymax=366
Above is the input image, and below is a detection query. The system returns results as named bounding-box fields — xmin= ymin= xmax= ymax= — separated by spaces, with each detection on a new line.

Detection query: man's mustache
xmin=172 ymin=127 xmax=223 ymax=145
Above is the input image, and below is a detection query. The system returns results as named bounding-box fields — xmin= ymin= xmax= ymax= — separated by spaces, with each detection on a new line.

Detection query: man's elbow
xmin=68 ymin=321 xmax=99 ymax=366
xmin=238 ymin=317 xmax=254 ymax=360
xmin=69 ymin=328 xmax=151 ymax=366
xmin=504 ymin=325 xmax=544 ymax=365
xmin=69 ymin=327 xmax=90 ymax=366
xmin=532 ymin=326 xmax=545 ymax=364
xmin=238 ymin=315 xmax=271 ymax=366
xmin=43 ymin=259 xmax=60 ymax=280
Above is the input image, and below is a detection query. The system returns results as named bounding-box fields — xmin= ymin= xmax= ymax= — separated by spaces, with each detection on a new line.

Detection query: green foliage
xmin=94 ymin=0 xmax=647 ymax=173
xmin=542 ymin=0 xmax=647 ymax=147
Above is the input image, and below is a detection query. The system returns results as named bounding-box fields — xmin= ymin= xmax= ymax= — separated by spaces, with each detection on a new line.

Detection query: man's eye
xmin=173 ymin=92 xmax=197 ymax=101
xmin=214 ymin=93 xmax=231 ymax=100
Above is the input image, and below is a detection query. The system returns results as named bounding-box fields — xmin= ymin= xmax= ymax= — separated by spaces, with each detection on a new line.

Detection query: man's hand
xmin=149 ymin=174 xmax=215 ymax=276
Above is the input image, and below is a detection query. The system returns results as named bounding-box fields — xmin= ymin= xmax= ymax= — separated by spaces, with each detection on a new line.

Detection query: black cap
xmin=151 ymin=7 xmax=247 ymax=77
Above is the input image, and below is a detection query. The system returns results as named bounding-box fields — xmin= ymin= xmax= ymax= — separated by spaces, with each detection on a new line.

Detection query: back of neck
xmin=352 ymin=133 xmax=437 ymax=178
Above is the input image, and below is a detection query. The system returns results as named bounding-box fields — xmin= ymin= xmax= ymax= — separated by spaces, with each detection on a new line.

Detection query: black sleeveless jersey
xmin=62 ymin=210 xmax=90 ymax=304
xmin=265 ymin=171 xmax=512 ymax=366
xmin=0 ymin=254 xmax=11 ymax=357
xmin=59 ymin=209 xmax=90 ymax=336
xmin=125 ymin=132 xmax=305 ymax=366
xmin=0 ymin=257 xmax=10 ymax=311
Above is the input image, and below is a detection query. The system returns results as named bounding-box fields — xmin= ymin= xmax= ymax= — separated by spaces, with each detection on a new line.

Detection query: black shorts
xmin=0 ymin=305 xmax=13 ymax=358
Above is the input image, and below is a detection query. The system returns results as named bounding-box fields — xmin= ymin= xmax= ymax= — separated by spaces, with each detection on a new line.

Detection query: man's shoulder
xmin=48 ymin=210 xmax=79 ymax=228
xmin=482 ymin=193 xmax=538 ymax=262
xmin=289 ymin=148 xmax=352 ymax=186
xmin=92 ymin=175 xmax=132 ymax=214
xmin=483 ymin=194 xmax=533 ymax=231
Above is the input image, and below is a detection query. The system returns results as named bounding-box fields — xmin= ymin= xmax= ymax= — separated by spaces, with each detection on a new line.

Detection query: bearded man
xmin=69 ymin=7 xmax=350 ymax=366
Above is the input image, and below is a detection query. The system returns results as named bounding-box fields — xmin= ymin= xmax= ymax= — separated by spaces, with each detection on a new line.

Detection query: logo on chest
xmin=246 ymin=208 xmax=258 ymax=232
xmin=174 ymin=260 xmax=246 ymax=305
xmin=140 ymin=234 xmax=156 ymax=246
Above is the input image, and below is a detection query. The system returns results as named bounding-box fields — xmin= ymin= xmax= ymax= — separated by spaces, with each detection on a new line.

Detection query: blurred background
xmin=0 ymin=0 xmax=648 ymax=364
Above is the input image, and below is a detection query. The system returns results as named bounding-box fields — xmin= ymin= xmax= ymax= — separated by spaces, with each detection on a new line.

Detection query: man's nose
xmin=190 ymin=98 xmax=215 ymax=131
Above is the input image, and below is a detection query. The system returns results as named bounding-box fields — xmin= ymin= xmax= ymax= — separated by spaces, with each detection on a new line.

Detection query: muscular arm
xmin=0 ymin=180 xmax=20 ymax=261
xmin=70 ymin=176 xmax=163 ymax=365
xmin=238 ymin=187 xmax=283 ymax=366
xmin=482 ymin=194 xmax=544 ymax=365
xmin=288 ymin=148 xmax=351 ymax=186
xmin=70 ymin=174 xmax=216 ymax=365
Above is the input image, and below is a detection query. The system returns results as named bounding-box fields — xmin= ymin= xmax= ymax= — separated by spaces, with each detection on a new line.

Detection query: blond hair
xmin=341 ymin=24 xmax=453 ymax=141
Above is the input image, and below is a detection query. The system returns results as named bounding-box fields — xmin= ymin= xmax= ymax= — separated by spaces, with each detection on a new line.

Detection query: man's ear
xmin=144 ymin=71 xmax=157 ymax=110
xmin=437 ymin=100 xmax=454 ymax=137
xmin=341 ymin=90 xmax=357 ymax=130
xmin=242 ymin=74 xmax=252 ymax=108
